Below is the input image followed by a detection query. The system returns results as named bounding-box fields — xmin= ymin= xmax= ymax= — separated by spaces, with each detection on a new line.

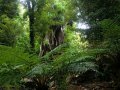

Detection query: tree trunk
xmin=49 ymin=25 xmax=64 ymax=49
xmin=27 ymin=0 xmax=35 ymax=50
xmin=40 ymin=25 xmax=64 ymax=56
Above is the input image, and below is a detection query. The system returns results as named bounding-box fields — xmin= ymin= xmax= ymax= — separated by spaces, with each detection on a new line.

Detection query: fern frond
xmin=67 ymin=62 xmax=98 ymax=74
xmin=0 ymin=45 xmax=39 ymax=86
xmin=27 ymin=64 xmax=52 ymax=77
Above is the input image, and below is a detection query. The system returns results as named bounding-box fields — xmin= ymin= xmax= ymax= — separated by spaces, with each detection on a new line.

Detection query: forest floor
xmin=68 ymin=81 xmax=114 ymax=90
xmin=50 ymin=81 xmax=114 ymax=90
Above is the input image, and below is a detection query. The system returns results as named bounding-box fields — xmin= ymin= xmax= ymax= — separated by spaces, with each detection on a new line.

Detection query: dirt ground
xmin=50 ymin=81 xmax=114 ymax=90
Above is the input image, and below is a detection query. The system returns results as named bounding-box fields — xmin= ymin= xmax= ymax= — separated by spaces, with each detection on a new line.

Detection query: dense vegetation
xmin=0 ymin=0 xmax=120 ymax=90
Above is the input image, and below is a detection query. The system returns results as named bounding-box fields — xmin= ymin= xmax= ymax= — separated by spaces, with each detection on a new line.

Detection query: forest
xmin=0 ymin=0 xmax=120 ymax=90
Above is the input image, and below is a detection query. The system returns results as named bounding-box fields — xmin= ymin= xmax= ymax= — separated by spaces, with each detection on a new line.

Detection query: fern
xmin=0 ymin=63 xmax=24 ymax=86
xmin=24 ymin=30 xmax=107 ymax=90
xmin=27 ymin=49 xmax=99 ymax=80
xmin=27 ymin=64 xmax=52 ymax=77
xmin=41 ymin=43 xmax=69 ymax=62
xmin=0 ymin=45 xmax=39 ymax=86
xmin=66 ymin=62 xmax=98 ymax=74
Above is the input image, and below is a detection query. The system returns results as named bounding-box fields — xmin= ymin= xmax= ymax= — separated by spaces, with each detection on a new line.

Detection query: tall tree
xmin=26 ymin=0 xmax=36 ymax=50
xmin=37 ymin=1 xmax=66 ymax=56
xmin=35 ymin=0 xmax=76 ymax=56
xmin=22 ymin=0 xmax=45 ymax=51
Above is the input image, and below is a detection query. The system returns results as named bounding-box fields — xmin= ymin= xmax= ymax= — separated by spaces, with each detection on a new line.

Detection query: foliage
xmin=0 ymin=15 xmax=20 ymax=46
xmin=0 ymin=0 xmax=120 ymax=89
xmin=98 ymin=19 xmax=120 ymax=53
xmin=0 ymin=45 xmax=39 ymax=87
xmin=74 ymin=0 xmax=120 ymax=24
xmin=0 ymin=0 xmax=28 ymax=47
xmin=0 ymin=0 xmax=18 ymax=18
xmin=75 ymin=0 xmax=120 ymax=46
